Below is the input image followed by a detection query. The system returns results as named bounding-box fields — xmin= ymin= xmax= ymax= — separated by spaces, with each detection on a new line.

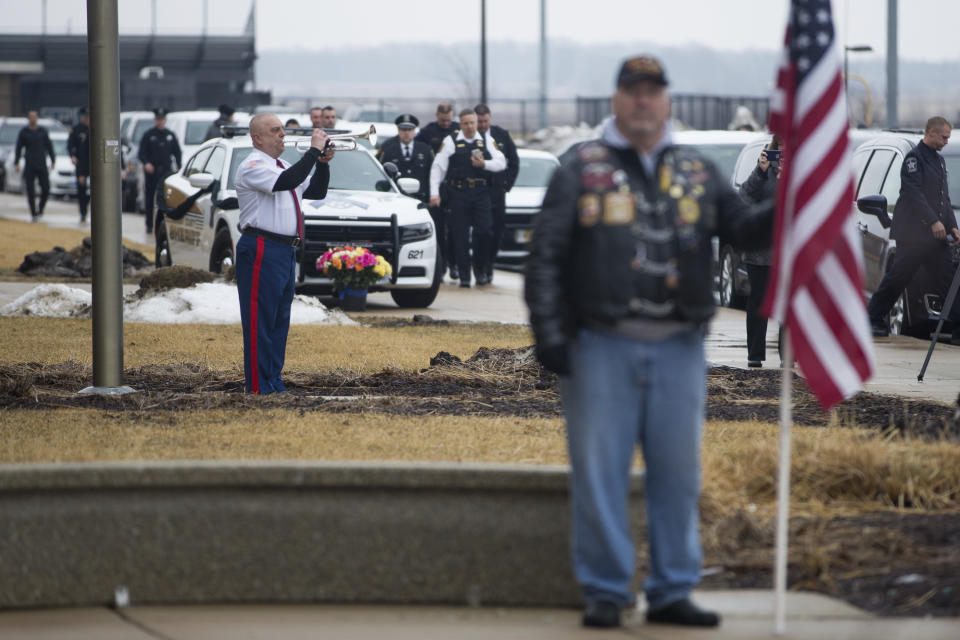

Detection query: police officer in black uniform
xmin=429 ymin=108 xmax=506 ymax=287
xmin=138 ymin=108 xmax=182 ymax=234
xmin=417 ymin=102 xmax=460 ymax=278
xmin=67 ymin=107 xmax=91 ymax=222
xmin=868 ymin=116 xmax=960 ymax=341
xmin=13 ymin=109 xmax=55 ymax=221
xmin=475 ymin=104 xmax=519 ymax=283
xmin=377 ymin=113 xmax=433 ymax=204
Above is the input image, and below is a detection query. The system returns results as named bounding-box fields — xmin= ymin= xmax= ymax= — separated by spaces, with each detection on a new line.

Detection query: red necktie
xmin=277 ymin=159 xmax=303 ymax=241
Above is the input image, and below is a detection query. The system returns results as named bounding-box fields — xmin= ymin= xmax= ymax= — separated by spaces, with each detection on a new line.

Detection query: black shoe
xmin=476 ymin=274 xmax=490 ymax=286
xmin=870 ymin=318 xmax=889 ymax=337
xmin=449 ymin=267 xmax=460 ymax=280
xmin=146 ymin=226 xmax=153 ymax=235
xmin=950 ymin=333 xmax=960 ymax=346
xmin=748 ymin=360 xmax=762 ymax=368
xmin=582 ymin=600 xmax=621 ymax=628
xmin=646 ymin=598 xmax=720 ymax=627
xmin=459 ymin=281 xmax=471 ymax=288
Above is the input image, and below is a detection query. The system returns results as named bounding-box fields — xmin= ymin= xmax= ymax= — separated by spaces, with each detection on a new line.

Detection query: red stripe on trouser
xmin=249 ymin=237 xmax=265 ymax=394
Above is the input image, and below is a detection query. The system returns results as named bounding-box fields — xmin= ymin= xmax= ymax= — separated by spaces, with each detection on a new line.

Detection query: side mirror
xmin=397 ymin=177 xmax=420 ymax=195
xmin=188 ymin=172 xmax=215 ymax=189
xmin=857 ymin=194 xmax=891 ymax=229
xmin=382 ymin=161 xmax=399 ymax=179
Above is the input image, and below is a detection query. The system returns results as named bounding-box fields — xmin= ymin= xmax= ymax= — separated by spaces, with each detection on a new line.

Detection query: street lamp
xmin=844 ymin=44 xmax=873 ymax=96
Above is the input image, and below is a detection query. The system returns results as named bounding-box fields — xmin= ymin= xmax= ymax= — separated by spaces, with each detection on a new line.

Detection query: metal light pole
xmin=480 ymin=0 xmax=487 ymax=104
xmin=539 ymin=0 xmax=547 ymax=130
xmin=886 ymin=0 xmax=898 ymax=128
xmin=79 ymin=0 xmax=133 ymax=396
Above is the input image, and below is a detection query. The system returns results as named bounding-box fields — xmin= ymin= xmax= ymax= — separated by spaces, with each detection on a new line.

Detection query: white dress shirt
xmin=429 ymin=130 xmax=507 ymax=198
xmin=234 ymin=147 xmax=305 ymax=236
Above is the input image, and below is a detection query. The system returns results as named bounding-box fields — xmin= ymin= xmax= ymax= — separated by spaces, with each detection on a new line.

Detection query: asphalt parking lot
xmin=1 ymin=191 xmax=958 ymax=405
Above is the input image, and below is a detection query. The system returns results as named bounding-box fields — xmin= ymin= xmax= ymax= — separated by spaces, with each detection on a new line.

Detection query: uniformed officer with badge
xmin=376 ymin=113 xmax=432 ymax=204
xmin=475 ymin=103 xmax=519 ymax=283
xmin=418 ymin=102 xmax=460 ymax=278
xmin=868 ymin=115 xmax=960 ymax=341
xmin=525 ymin=55 xmax=774 ymax=629
xmin=138 ymin=107 xmax=182 ymax=234
xmin=67 ymin=107 xmax=91 ymax=223
xmin=429 ymin=108 xmax=506 ymax=287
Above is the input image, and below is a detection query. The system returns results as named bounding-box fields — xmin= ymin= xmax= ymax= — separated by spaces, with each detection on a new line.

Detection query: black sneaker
xmin=870 ymin=318 xmax=889 ymax=337
xmin=646 ymin=598 xmax=720 ymax=627
xmin=582 ymin=600 xmax=621 ymax=628
xmin=449 ymin=267 xmax=460 ymax=280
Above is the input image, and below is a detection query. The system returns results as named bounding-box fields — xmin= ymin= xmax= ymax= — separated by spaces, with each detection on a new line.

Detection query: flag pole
xmin=773 ymin=326 xmax=792 ymax=635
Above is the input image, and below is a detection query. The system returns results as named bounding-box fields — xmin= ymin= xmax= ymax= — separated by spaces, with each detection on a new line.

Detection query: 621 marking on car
xmin=407 ymin=249 xmax=424 ymax=260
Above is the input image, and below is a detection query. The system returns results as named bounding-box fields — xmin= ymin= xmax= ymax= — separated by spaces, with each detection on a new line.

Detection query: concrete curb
xmin=0 ymin=461 xmax=645 ymax=609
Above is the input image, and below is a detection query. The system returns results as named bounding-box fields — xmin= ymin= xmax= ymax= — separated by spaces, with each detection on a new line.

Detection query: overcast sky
xmin=2 ymin=0 xmax=958 ymax=62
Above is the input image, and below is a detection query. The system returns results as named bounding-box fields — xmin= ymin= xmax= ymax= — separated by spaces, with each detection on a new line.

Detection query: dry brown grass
xmin=0 ymin=216 xmax=153 ymax=275
xmin=0 ymin=317 xmax=533 ymax=371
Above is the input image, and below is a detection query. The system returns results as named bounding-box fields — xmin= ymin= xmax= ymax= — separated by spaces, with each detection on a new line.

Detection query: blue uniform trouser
xmin=447 ymin=188 xmax=492 ymax=283
xmin=236 ymin=234 xmax=296 ymax=394
xmin=560 ymin=326 xmax=706 ymax=610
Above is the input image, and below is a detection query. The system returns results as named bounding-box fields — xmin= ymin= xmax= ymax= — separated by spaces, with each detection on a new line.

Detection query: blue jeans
xmin=560 ymin=326 xmax=706 ymax=610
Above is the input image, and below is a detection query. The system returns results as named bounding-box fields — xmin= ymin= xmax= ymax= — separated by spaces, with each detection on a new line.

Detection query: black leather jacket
xmin=525 ymin=139 xmax=773 ymax=352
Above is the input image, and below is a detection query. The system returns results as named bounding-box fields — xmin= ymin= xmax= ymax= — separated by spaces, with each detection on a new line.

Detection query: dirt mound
xmin=137 ymin=265 xmax=217 ymax=294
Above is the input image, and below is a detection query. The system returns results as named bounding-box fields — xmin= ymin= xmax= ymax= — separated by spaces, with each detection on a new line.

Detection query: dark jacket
xmin=138 ymin=126 xmax=182 ymax=172
xmin=891 ymin=140 xmax=958 ymax=244
xmin=738 ymin=164 xmax=778 ymax=265
xmin=204 ymin=116 xmax=231 ymax=141
xmin=67 ymin=123 xmax=91 ymax=174
xmin=376 ymin=137 xmax=433 ymax=202
xmin=416 ymin=121 xmax=459 ymax=154
xmin=486 ymin=124 xmax=519 ymax=192
xmin=14 ymin=126 xmax=55 ymax=170
xmin=525 ymin=140 xmax=773 ymax=352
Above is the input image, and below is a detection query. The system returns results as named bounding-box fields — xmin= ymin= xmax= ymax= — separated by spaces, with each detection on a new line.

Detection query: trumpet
xmin=294 ymin=125 xmax=377 ymax=152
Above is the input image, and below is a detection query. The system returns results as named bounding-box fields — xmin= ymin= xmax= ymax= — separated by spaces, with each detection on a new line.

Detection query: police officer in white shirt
xmin=429 ymin=108 xmax=506 ymax=287
xmin=234 ymin=113 xmax=334 ymax=394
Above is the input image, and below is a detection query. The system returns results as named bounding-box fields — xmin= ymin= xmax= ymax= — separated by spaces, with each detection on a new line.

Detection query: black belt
xmin=450 ymin=177 xmax=487 ymax=189
xmin=242 ymin=226 xmax=301 ymax=247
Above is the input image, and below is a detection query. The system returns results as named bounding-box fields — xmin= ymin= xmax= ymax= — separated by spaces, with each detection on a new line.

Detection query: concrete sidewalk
xmin=1 ymin=592 xmax=957 ymax=639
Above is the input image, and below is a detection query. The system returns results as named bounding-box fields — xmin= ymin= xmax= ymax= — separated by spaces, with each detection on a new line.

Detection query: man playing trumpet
xmin=234 ymin=113 xmax=335 ymax=394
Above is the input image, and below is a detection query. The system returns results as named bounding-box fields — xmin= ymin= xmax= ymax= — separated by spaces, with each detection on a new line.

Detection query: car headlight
xmin=399 ymin=222 xmax=432 ymax=244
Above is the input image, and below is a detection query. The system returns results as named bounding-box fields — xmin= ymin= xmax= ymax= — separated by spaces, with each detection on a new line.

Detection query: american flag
xmin=762 ymin=0 xmax=875 ymax=409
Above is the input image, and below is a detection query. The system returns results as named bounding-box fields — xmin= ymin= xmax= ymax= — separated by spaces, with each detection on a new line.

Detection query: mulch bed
xmin=1 ymin=346 xmax=958 ymax=617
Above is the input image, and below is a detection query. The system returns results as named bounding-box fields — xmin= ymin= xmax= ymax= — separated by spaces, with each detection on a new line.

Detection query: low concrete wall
xmin=0 ymin=461 xmax=645 ymax=609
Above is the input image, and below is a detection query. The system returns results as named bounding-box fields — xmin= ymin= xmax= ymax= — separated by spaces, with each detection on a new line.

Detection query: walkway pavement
xmin=1 ymin=591 xmax=957 ymax=639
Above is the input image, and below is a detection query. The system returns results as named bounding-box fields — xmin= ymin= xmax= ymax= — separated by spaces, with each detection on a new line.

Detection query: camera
xmin=765 ymin=149 xmax=781 ymax=163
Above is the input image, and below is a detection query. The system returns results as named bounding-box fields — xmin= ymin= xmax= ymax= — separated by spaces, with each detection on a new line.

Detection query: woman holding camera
xmin=738 ymin=135 xmax=784 ymax=367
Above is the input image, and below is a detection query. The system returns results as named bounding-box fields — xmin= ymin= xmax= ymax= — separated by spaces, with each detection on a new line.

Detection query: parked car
xmin=342 ymin=104 xmax=403 ymax=144
xmin=673 ymin=129 xmax=764 ymax=186
xmin=157 ymin=129 xmax=441 ymax=308
xmin=3 ymin=131 xmax=78 ymax=197
xmin=120 ymin=111 xmax=156 ymax=212
xmin=164 ymin=109 xmax=252 ymax=162
xmin=0 ymin=116 xmax=67 ymax=192
xmin=718 ymin=129 xmax=890 ymax=309
xmin=496 ymin=148 xmax=560 ymax=265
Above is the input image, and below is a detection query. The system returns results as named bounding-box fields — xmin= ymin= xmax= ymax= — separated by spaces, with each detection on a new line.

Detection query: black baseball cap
xmin=616 ymin=55 xmax=669 ymax=88
xmin=395 ymin=113 xmax=420 ymax=130
xmin=153 ymin=107 xmax=168 ymax=119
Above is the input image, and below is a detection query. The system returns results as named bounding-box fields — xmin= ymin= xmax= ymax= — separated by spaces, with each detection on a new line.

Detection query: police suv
xmin=156 ymin=126 xmax=441 ymax=308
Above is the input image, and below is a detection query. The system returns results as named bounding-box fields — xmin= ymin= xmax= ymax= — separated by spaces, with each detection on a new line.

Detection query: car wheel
xmin=389 ymin=251 xmax=442 ymax=308
xmin=719 ymin=245 xmax=747 ymax=309
xmin=210 ymin=226 xmax=234 ymax=274
xmin=155 ymin=217 xmax=172 ymax=268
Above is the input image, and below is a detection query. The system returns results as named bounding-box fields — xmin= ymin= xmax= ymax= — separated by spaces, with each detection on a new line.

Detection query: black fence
xmin=577 ymin=93 xmax=770 ymax=131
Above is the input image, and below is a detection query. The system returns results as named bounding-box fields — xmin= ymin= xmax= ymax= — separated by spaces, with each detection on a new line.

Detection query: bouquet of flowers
xmin=316 ymin=246 xmax=392 ymax=289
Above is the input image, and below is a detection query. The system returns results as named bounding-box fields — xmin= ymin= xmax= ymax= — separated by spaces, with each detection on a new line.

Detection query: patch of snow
xmin=1 ymin=282 xmax=356 ymax=326
xmin=0 ymin=283 xmax=91 ymax=317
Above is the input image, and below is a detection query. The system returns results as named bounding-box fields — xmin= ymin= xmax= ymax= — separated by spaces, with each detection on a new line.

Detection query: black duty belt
xmin=450 ymin=177 xmax=487 ymax=189
xmin=242 ymin=226 xmax=301 ymax=247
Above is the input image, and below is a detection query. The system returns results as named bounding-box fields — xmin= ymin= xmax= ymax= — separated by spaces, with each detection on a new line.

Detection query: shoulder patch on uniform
xmin=906 ymin=157 xmax=918 ymax=173
xmin=248 ymin=159 xmax=263 ymax=166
